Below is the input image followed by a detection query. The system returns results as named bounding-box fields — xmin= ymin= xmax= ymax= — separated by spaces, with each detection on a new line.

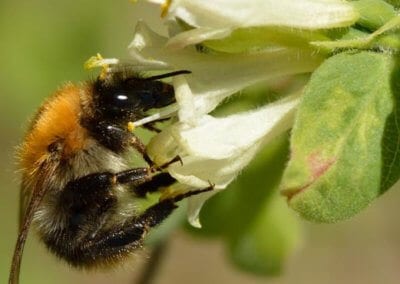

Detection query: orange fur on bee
xmin=18 ymin=83 xmax=89 ymax=176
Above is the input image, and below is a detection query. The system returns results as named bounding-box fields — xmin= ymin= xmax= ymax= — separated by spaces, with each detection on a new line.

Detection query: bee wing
xmin=9 ymin=178 xmax=48 ymax=284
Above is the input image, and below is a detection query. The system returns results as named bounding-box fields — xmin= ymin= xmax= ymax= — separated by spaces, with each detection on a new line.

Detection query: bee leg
xmin=133 ymin=172 xmax=176 ymax=197
xmin=62 ymin=165 xmax=182 ymax=210
xmin=84 ymin=185 xmax=214 ymax=260
xmin=129 ymin=134 xmax=155 ymax=166
xmin=129 ymin=185 xmax=215 ymax=233
xmin=86 ymin=120 xmax=154 ymax=166
xmin=60 ymin=168 xmax=152 ymax=211
xmin=91 ymin=121 xmax=157 ymax=167
xmin=129 ymin=135 xmax=183 ymax=172
xmin=88 ymin=120 xmax=180 ymax=169
xmin=124 ymin=185 xmax=215 ymax=239
xmin=59 ymin=168 xmax=157 ymax=234
xmin=134 ymin=186 xmax=214 ymax=230
xmin=50 ymin=181 xmax=213 ymax=267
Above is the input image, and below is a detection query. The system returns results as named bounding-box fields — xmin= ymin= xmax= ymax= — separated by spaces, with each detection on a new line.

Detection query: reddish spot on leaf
xmin=308 ymin=152 xmax=336 ymax=180
xmin=283 ymin=152 xmax=336 ymax=201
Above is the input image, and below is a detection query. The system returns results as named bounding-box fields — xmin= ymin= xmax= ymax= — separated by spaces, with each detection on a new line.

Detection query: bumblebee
xmin=9 ymin=69 xmax=212 ymax=284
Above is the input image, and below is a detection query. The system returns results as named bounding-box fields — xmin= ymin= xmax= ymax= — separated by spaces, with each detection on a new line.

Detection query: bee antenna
xmin=143 ymin=70 xmax=191 ymax=81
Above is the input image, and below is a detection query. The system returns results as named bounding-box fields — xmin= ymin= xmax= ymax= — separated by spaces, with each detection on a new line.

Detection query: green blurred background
xmin=1 ymin=1 xmax=400 ymax=284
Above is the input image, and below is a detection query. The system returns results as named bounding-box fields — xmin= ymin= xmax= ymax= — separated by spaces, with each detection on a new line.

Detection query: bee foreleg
xmin=88 ymin=120 xmax=154 ymax=166
xmin=129 ymin=134 xmax=154 ymax=166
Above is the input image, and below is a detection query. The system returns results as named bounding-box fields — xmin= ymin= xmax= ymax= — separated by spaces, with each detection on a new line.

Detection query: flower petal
xmin=166 ymin=27 xmax=232 ymax=50
xmin=147 ymin=94 xmax=300 ymax=226
xmin=155 ymin=0 xmax=358 ymax=48
xmin=176 ymin=98 xmax=300 ymax=160
xmin=129 ymin=22 xmax=322 ymax=120
xmin=163 ymin=0 xmax=358 ymax=30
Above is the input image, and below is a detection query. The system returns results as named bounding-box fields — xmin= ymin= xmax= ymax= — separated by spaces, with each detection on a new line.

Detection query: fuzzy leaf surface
xmin=281 ymin=51 xmax=400 ymax=222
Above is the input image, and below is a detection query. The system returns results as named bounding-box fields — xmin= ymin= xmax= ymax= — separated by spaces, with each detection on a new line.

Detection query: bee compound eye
xmin=102 ymin=89 xmax=141 ymax=110
xmin=113 ymin=92 xmax=129 ymax=106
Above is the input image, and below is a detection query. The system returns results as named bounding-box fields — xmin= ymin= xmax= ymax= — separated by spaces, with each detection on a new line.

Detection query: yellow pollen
xmin=84 ymin=53 xmax=109 ymax=80
xmin=127 ymin=122 xmax=136 ymax=132
xmin=98 ymin=54 xmax=109 ymax=81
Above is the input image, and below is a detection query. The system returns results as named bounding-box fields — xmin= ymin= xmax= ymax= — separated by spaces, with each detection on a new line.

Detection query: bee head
xmin=92 ymin=72 xmax=176 ymax=123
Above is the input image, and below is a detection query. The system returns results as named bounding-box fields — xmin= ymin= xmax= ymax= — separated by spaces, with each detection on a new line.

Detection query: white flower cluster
xmin=127 ymin=0 xmax=358 ymax=226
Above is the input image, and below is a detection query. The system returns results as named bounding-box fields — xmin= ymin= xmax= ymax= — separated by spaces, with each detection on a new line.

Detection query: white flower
xmin=146 ymin=79 xmax=300 ymax=226
xmin=123 ymin=0 xmax=358 ymax=226
xmin=129 ymin=21 xmax=321 ymax=121
xmin=148 ymin=0 xmax=358 ymax=48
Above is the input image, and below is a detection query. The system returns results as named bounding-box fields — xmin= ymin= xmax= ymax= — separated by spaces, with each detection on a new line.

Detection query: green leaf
xmin=228 ymin=194 xmax=301 ymax=276
xmin=384 ymin=0 xmax=400 ymax=8
xmin=381 ymin=59 xmax=400 ymax=192
xmin=311 ymin=15 xmax=400 ymax=51
xmin=352 ymin=0 xmax=396 ymax=31
xmin=224 ymin=135 xmax=301 ymax=275
xmin=281 ymin=51 xmax=400 ymax=222
xmin=222 ymin=135 xmax=291 ymax=239
xmin=374 ymin=31 xmax=400 ymax=51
